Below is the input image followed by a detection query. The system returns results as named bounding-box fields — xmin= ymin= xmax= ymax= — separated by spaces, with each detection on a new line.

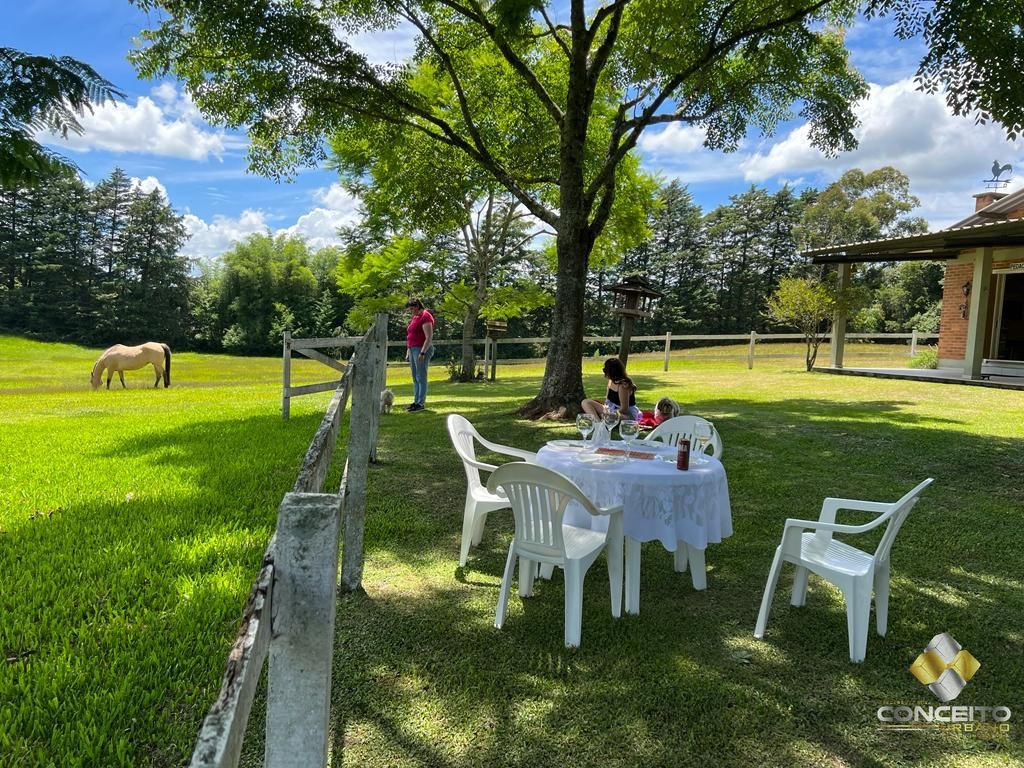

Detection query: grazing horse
xmin=91 ymin=342 xmax=171 ymax=389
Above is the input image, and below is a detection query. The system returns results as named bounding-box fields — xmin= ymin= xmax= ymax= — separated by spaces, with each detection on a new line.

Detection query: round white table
xmin=535 ymin=440 xmax=733 ymax=613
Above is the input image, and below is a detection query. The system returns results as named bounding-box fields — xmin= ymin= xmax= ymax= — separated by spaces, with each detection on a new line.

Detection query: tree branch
xmin=456 ymin=0 xmax=565 ymax=125
xmin=586 ymin=0 xmax=831 ymax=204
xmin=539 ymin=6 xmax=572 ymax=58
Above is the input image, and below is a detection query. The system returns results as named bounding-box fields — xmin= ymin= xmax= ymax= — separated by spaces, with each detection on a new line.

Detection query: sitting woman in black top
xmin=581 ymin=357 xmax=642 ymax=421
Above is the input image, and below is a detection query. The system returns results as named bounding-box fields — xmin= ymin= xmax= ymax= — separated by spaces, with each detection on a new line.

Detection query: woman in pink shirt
xmin=404 ymin=298 xmax=435 ymax=411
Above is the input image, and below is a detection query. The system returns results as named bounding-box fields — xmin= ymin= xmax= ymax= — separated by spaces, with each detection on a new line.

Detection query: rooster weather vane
xmin=985 ymin=160 xmax=1014 ymax=189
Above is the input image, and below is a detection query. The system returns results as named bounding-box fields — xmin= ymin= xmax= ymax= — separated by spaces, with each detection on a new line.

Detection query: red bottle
xmin=676 ymin=438 xmax=690 ymax=470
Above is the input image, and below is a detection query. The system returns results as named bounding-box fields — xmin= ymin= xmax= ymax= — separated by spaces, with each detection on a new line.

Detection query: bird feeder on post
xmin=484 ymin=319 xmax=507 ymax=381
xmin=608 ymin=275 xmax=661 ymax=365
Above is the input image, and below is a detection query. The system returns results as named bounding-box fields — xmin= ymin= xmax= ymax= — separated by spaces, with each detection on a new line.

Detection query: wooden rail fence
xmin=190 ymin=314 xmax=387 ymax=768
xmin=380 ymin=330 xmax=938 ymax=376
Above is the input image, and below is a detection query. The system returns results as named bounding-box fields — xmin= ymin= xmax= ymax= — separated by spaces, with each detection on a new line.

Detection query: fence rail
xmin=381 ymin=330 xmax=938 ymax=376
xmin=190 ymin=314 xmax=387 ymax=768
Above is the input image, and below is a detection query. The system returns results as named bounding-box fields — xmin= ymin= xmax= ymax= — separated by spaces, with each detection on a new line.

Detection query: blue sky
xmin=8 ymin=1 xmax=1024 ymax=261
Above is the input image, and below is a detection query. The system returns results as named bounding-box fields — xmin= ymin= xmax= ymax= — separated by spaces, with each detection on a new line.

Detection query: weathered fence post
xmin=910 ymin=329 xmax=919 ymax=357
xmin=281 ymin=330 xmax=292 ymax=420
xmin=747 ymin=330 xmax=757 ymax=370
xmin=368 ymin=314 xmax=387 ymax=463
xmin=265 ymin=492 xmax=342 ymax=768
xmin=340 ymin=325 xmax=379 ymax=592
xmin=489 ymin=338 xmax=497 ymax=381
xmin=663 ymin=331 xmax=672 ymax=371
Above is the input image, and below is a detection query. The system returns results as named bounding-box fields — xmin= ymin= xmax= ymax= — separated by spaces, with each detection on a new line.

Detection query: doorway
xmin=993 ymin=273 xmax=1024 ymax=360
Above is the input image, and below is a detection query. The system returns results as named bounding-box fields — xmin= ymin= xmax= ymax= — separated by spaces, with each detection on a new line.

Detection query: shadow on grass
xmin=329 ymin=392 xmax=1023 ymax=767
xmin=0 ymin=410 xmax=335 ymax=767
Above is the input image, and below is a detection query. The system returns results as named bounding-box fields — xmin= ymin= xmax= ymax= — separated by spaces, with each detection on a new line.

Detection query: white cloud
xmin=345 ymin=22 xmax=418 ymax=65
xmin=130 ymin=175 xmax=167 ymax=198
xmin=44 ymin=84 xmax=245 ymax=161
xmin=181 ymin=210 xmax=271 ymax=260
xmin=738 ymin=79 xmax=1024 ymax=226
xmin=313 ymin=182 xmax=359 ymax=213
xmin=638 ymin=123 xmax=707 ymax=155
xmin=181 ymin=185 xmax=363 ymax=260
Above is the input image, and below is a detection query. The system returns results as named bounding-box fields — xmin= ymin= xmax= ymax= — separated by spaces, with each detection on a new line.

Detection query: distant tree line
xmin=0 ymin=168 xmax=189 ymax=344
xmin=586 ymin=169 xmax=941 ymax=344
xmin=0 ymin=166 xmax=944 ymax=357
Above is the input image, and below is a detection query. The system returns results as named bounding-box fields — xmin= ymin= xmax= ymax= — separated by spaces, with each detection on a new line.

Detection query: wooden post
xmin=367 ymin=314 xmax=387 ymax=463
xmin=618 ymin=317 xmax=634 ymax=365
xmin=265 ymin=492 xmax=341 ymax=768
xmin=281 ymin=330 xmax=292 ymax=420
xmin=489 ymin=338 xmax=497 ymax=381
xmin=965 ymin=247 xmax=993 ymax=379
xmin=663 ymin=331 xmax=672 ymax=371
xmin=910 ymin=329 xmax=918 ymax=357
xmin=830 ymin=262 xmax=851 ymax=369
xmin=340 ymin=330 xmax=376 ymax=592
xmin=747 ymin=331 xmax=757 ymax=370
xmin=189 ymin=564 xmax=273 ymax=768
xmin=482 ymin=336 xmax=490 ymax=380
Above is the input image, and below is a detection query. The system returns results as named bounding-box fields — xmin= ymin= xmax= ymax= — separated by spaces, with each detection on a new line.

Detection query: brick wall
xmin=938 ymin=255 xmax=1024 ymax=362
xmin=938 ymin=262 xmax=973 ymax=361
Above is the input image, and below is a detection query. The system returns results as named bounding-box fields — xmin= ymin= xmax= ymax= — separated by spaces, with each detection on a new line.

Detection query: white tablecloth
xmin=535 ymin=441 xmax=733 ymax=551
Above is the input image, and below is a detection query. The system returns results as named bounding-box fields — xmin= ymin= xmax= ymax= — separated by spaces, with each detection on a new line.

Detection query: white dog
xmin=379 ymin=388 xmax=395 ymax=414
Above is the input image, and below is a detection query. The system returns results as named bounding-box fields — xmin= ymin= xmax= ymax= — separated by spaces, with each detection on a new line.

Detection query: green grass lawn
xmin=1 ymin=335 xmax=1021 ymax=767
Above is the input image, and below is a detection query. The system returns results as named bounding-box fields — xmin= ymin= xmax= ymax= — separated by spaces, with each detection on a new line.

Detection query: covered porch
xmin=813 ymin=365 xmax=1024 ymax=391
xmin=804 ymin=217 xmax=1024 ymax=381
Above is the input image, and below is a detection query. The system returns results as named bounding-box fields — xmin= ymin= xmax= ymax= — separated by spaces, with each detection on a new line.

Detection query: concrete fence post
xmin=747 ymin=331 xmax=757 ymax=370
xmin=910 ymin=329 xmax=919 ymax=357
xmin=663 ymin=332 xmax=672 ymax=371
xmin=265 ymin=493 xmax=341 ymax=768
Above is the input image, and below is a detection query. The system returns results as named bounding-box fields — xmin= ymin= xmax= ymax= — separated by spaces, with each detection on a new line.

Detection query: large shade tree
xmin=132 ymin=0 xmax=1021 ymax=415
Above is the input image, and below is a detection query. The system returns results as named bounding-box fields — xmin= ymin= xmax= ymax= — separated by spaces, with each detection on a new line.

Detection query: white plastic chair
xmin=644 ymin=415 xmax=723 ymax=459
xmin=754 ymin=478 xmax=933 ymax=663
xmin=487 ymin=462 xmax=624 ymax=648
xmin=446 ymin=414 xmax=536 ymax=567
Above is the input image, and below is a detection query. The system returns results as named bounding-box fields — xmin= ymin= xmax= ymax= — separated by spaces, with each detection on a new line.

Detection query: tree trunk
xmin=518 ymin=229 xmax=590 ymax=419
xmin=518 ymin=124 xmax=592 ymax=417
xmin=459 ymin=299 xmax=481 ymax=381
xmin=518 ymin=6 xmax=594 ymax=419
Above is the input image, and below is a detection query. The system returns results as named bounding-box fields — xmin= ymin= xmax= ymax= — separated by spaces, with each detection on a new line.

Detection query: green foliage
xmin=869 ymin=0 xmax=1024 ymax=139
xmin=480 ymin=282 xmax=554 ymax=321
xmin=797 ymin=166 xmax=928 ymax=250
xmin=217 ymin=233 xmax=319 ymax=352
xmin=909 ymin=346 xmax=939 ymax=369
xmin=854 ymin=260 xmax=945 ymax=333
xmin=0 ymin=48 xmax=123 ymax=185
xmin=0 ymin=168 xmax=190 ymax=344
xmin=132 ymin=0 xmax=876 ymax=407
xmin=766 ymin=276 xmax=842 ymax=370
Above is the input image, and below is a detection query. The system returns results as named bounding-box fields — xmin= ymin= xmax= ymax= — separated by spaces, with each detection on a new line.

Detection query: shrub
xmin=909 ymin=347 xmax=938 ymax=369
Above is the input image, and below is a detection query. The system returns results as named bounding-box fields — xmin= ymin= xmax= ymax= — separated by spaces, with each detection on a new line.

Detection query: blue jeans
xmin=408 ymin=345 xmax=434 ymax=405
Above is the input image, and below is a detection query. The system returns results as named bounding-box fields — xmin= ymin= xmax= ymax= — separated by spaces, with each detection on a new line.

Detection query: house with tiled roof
xmin=803 ymin=185 xmax=1024 ymax=381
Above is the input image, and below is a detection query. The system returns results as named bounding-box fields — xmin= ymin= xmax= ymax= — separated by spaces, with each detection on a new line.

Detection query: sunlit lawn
xmin=1 ymin=335 xmax=1021 ymax=767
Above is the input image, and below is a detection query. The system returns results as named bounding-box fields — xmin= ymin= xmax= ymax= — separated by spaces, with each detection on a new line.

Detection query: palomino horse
xmin=91 ymin=342 xmax=172 ymax=389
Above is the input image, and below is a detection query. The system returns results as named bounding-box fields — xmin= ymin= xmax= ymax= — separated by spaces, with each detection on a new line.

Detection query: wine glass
xmin=602 ymin=408 xmax=620 ymax=442
xmin=694 ymin=422 xmax=713 ymax=463
xmin=619 ymin=419 xmax=639 ymax=460
xmin=575 ymin=413 xmax=594 ymax=448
